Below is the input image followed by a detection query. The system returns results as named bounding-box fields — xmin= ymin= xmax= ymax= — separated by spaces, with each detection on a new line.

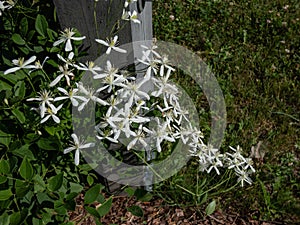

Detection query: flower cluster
xmin=3 ymin=0 xmax=255 ymax=187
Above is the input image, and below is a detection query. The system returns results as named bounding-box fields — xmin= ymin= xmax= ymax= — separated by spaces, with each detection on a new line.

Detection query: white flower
xmin=121 ymin=9 xmax=129 ymax=20
xmin=27 ymin=89 xmax=56 ymax=118
xmin=29 ymin=56 xmax=49 ymax=74
xmin=54 ymin=87 xmax=87 ymax=107
xmin=95 ymin=126 xmax=118 ymax=143
xmin=235 ymin=168 xmax=253 ymax=187
xmin=141 ymin=44 xmax=161 ymax=59
xmin=95 ymin=35 xmax=127 ymax=54
xmin=127 ymin=124 xmax=151 ymax=150
xmin=57 ymin=52 xmax=75 ymax=66
xmin=53 ymin=28 xmax=86 ymax=52
xmin=128 ymin=10 xmax=141 ymax=24
xmin=64 ymin=133 xmax=95 ymax=166
xmin=149 ymin=118 xmax=175 ymax=153
xmin=95 ymin=61 xmax=126 ymax=93
xmin=119 ymin=78 xmax=150 ymax=107
xmin=77 ymin=82 xmax=108 ymax=111
xmin=4 ymin=56 xmax=37 ymax=75
xmin=50 ymin=64 xmax=74 ymax=87
xmin=75 ymin=61 xmax=102 ymax=75
xmin=40 ymin=104 xmax=63 ymax=124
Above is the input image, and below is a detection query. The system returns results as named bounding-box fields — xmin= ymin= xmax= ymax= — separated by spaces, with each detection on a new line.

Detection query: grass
xmin=152 ymin=0 xmax=300 ymax=222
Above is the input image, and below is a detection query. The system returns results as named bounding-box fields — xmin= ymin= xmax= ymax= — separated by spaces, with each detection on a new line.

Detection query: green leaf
xmin=19 ymin=157 xmax=34 ymax=180
xmin=84 ymin=184 xmax=101 ymax=204
xmin=97 ymin=196 xmax=112 ymax=217
xmin=12 ymin=108 xmax=26 ymax=124
xmin=0 ymin=189 xmax=13 ymax=201
xmin=20 ymin=17 xmax=28 ymax=36
xmin=14 ymin=81 xmax=25 ymax=98
xmin=44 ymin=126 xmax=56 ymax=136
xmin=15 ymin=179 xmax=31 ymax=197
xmin=0 ymin=212 xmax=10 ymax=225
xmin=0 ymin=129 xmax=11 ymax=148
xmin=47 ymin=173 xmax=63 ymax=192
xmin=36 ymin=192 xmax=52 ymax=204
xmin=85 ymin=206 xmax=100 ymax=219
xmin=205 ymin=200 xmax=216 ymax=215
xmin=124 ymin=187 xmax=135 ymax=197
xmin=127 ymin=205 xmax=144 ymax=217
xmin=11 ymin=144 xmax=35 ymax=160
xmin=12 ymin=34 xmax=25 ymax=45
xmin=0 ymin=176 xmax=7 ymax=184
xmin=33 ymin=174 xmax=46 ymax=193
xmin=35 ymin=14 xmax=48 ymax=37
xmin=0 ymin=159 xmax=10 ymax=174
xmin=134 ymin=188 xmax=152 ymax=202
xmin=70 ymin=182 xmax=83 ymax=193
xmin=37 ymin=137 xmax=59 ymax=151
xmin=10 ymin=212 xmax=21 ymax=225
xmin=87 ymin=174 xmax=94 ymax=186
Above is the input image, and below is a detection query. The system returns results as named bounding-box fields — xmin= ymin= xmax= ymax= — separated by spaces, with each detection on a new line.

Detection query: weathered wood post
xmin=52 ymin=0 xmax=154 ymax=192
xmin=52 ymin=0 xmax=152 ymax=62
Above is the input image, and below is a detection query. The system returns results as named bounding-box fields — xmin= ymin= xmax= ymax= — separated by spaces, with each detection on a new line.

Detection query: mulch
xmin=68 ymin=193 xmax=287 ymax=225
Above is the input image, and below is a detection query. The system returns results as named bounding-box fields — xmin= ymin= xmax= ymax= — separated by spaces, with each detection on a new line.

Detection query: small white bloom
xmin=64 ymin=133 xmax=95 ymax=166
xmin=75 ymin=61 xmax=102 ymax=75
xmin=4 ymin=56 xmax=37 ymax=75
xmin=40 ymin=104 xmax=63 ymax=124
xmin=53 ymin=28 xmax=86 ymax=52
xmin=95 ymin=35 xmax=127 ymax=54
xmin=235 ymin=168 xmax=253 ymax=187
xmin=95 ymin=61 xmax=126 ymax=93
xmin=50 ymin=64 xmax=74 ymax=87
xmin=128 ymin=10 xmax=141 ymax=24
xmin=57 ymin=52 xmax=75 ymax=66
xmin=54 ymin=87 xmax=87 ymax=107
xmin=77 ymin=82 xmax=108 ymax=111
xmin=127 ymin=124 xmax=150 ymax=150
xmin=27 ymin=89 xmax=56 ymax=118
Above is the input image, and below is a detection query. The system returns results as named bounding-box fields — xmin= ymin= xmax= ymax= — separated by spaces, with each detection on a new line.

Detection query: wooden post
xmin=53 ymin=0 xmax=154 ymax=192
xmin=52 ymin=0 xmax=152 ymax=62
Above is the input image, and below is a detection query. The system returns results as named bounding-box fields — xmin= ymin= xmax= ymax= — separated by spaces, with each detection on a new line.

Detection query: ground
xmin=68 ymin=193 xmax=286 ymax=225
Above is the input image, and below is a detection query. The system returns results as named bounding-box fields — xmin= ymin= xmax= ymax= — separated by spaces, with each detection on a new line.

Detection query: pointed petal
xmin=95 ymin=39 xmax=108 ymax=46
xmin=53 ymin=39 xmax=65 ymax=47
xmin=106 ymin=47 xmax=112 ymax=55
xmin=71 ymin=133 xmax=79 ymax=145
xmin=75 ymin=149 xmax=80 ymax=166
xmin=113 ymin=46 xmax=127 ymax=53
xmin=23 ymin=56 xmax=36 ymax=67
xmin=65 ymin=39 xmax=72 ymax=52
xmin=64 ymin=146 xmax=76 ymax=154
xmin=50 ymin=74 xmax=64 ymax=87
xmin=4 ymin=67 xmax=20 ymax=75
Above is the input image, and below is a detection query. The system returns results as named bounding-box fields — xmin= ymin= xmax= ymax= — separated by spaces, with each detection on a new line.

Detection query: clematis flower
xmin=27 ymin=89 xmax=56 ymax=118
xmin=75 ymin=61 xmax=102 ymax=75
xmin=95 ymin=35 xmax=127 ymax=54
xmin=53 ymin=28 xmax=86 ymax=52
xmin=4 ymin=56 xmax=37 ymax=75
xmin=77 ymin=82 xmax=109 ymax=111
xmin=54 ymin=86 xmax=87 ymax=107
xmin=128 ymin=10 xmax=141 ymax=24
xmin=63 ymin=133 xmax=95 ymax=166
xmin=40 ymin=104 xmax=63 ymax=124
xmin=50 ymin=64 xmax=74 ymax=87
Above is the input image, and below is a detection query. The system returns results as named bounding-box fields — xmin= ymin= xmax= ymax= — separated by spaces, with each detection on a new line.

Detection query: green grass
xmin=153 ymin=0 xmax=300 ymax=222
